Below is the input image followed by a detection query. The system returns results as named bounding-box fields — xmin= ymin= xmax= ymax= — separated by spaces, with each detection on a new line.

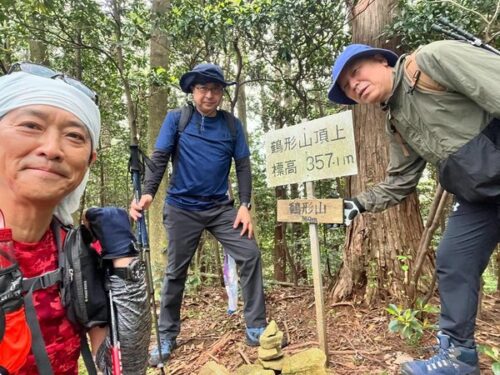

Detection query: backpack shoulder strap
xmin=404 ymin=52 xmax=446 ymax=93
xmin=171 ymin=104 xmax=194 ymax=168
xmin=220 ymin=110 xmax=237 ymax=143
xmin=21 ymin=220 xmax=67 ymax=375
xmin=21 ymin=220 xmax=67 ymax=293
xmin=177 ymin=103 xmax=194 ymax=134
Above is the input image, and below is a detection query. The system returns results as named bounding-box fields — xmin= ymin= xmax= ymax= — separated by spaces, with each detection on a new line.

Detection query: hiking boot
xmin=148 ymin=338 xmax=177 ymax=367
xmin=245 ymin=327 xmax=266 ymax=347
xmin=400 ymin=332 xmax=479 ymax=375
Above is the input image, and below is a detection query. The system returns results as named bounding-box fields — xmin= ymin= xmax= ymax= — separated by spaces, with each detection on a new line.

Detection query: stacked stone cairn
xmin=198 ymin=320 xmax=328 ymax=375
xmin=256 ymin=320 xmax=285 ymax=372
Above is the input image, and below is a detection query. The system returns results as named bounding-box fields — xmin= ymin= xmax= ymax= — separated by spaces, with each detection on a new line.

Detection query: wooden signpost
xmin=277 ymin=199 xmax=343 ymax=224
xmin=264 ymin=111 xmax=356 ymax=360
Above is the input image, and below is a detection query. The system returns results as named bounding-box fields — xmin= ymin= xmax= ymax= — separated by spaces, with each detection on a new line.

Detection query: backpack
xmin=19 ymin=220 xmax=107 ymax=375
xmin=403 ymin=51 xmax=446 ymax=93
xmin=402 ymin=49 xmax=500 ymax=203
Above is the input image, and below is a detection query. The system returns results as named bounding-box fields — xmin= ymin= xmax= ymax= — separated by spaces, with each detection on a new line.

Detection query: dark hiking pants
xmin=158 ymin=203 xmax=267 ymax=340
xmin=437 ymin=198 xmax=500 ymax=348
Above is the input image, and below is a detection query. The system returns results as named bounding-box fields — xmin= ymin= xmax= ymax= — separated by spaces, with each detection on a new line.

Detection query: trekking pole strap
xmin=80 ymin=334 xmax=97 ymax=375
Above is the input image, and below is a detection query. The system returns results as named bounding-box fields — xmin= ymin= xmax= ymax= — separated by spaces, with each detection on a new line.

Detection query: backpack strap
xmin=22 ymin=221 xmax=98 ymax=375
xmin=178 ymin=103 xmax=194 ymax=134
xmin=23 ymin=283 xmax=54 ymax=375
xmin=221 ymin=110 xmax=237 ymax=143
xmin=404 ymin=52 xmax=446 ymax=94
xmin=52 ymin=221 xmax=98 ymax=375
xmin=22 ymin=269 xmax=61 ymax=292
xmin=171 ymin=103 xmax=194 ymax=166
xmin=20 ymin=221 xmax=64 ymax=375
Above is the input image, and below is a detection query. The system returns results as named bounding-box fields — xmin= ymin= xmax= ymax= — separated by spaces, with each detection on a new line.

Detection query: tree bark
xmin=148 ymin=0 xmax=170 ymax=274
xmin=111 ymin=0 xmax=137 ymax=141
xmin=331 ymin=0 xmax=429 ymax=305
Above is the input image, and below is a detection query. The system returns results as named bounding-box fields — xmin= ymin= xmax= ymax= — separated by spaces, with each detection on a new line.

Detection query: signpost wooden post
xmin=264 ymin=111 xmax=356 ymax=360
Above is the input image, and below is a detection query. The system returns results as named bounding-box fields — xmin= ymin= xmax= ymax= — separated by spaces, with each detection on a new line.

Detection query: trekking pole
xmin=433 ymin=17 xmax=500 ymax=56
xmin=129 ymin=144 xmax=166 ymax=375
xmin=108 ymin=287 xmax=122 ymax=375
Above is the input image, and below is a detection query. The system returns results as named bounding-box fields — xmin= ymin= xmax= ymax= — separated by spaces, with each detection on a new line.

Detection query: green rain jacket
xmin=356 ymin=40 xmax=500 ymax=212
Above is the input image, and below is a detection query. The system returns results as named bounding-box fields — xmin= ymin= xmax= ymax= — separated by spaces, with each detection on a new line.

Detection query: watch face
xmin=130 ymin=259 xmax=146 ymax=282
xmin=241 ymin=202 xmax=251 ymax=210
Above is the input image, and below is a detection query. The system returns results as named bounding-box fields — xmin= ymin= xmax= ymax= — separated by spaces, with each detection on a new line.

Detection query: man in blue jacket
xmin=129 ymin=63 xmax=267 ymax=366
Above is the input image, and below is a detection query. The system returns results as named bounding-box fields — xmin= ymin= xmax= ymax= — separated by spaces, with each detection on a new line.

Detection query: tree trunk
xmin=111 ymin=0 xmax=137 ymax=141
xmin=148 ymin=0 xmax=170 ymax=275
xmin=29 ymin=34 xmax=49 ymax=66
xmin=331 ymin=0 xmax=428 ymax=305
xmin=28 ymin=13 xmax=48 ymax=65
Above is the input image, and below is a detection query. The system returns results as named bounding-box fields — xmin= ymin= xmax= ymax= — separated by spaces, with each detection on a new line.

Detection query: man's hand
xmin=233 ymin=205 xmax=253 ymax=239
xmin=343 ymin=199 xmax=363 ymax=226
xmin=129 ymin=194 xmax=153 ymax=221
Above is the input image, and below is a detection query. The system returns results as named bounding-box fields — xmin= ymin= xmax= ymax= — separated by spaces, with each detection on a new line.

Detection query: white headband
xmin=0 ymin=71 xmax=101 ymax=224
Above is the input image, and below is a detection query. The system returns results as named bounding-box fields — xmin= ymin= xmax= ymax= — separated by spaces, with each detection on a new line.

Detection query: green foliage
xmin=1 ymin=0 xmax=497 ymax=294
xmin=386 ymin=301 xmax=438 ymax=345
xmin=185 ymin=273 xmax=202 ymax=294
xmin=397 ymin=254 xmax=412 ymax=273
xmin=386 ymin=0 xmax=500 ymax=53
xmin=478 ymin=345 xmax=500 ymax=375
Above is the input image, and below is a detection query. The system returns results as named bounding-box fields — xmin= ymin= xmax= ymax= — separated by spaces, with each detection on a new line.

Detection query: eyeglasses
xmin=8 ymin=62 xmax=99 ymax=105
xmin=194 ymin=85 xmax=224 ymax=95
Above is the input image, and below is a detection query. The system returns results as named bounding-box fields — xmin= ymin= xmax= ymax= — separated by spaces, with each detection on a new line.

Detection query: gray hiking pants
xmin=158 ymin=203 xmax=267 ymax=339
xmin=437 ymin=199 xmax=500 ymax=348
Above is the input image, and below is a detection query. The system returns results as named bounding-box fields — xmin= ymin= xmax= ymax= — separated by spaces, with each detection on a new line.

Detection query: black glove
xmin=85 ymin=207 xmax=138 ymax=259
xmin=343 ymin=198 xmax=365 ymax=226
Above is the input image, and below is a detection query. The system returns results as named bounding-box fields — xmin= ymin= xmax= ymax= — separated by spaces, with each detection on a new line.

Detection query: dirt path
xmin=147 ymin=287 xmax=499 ymax=375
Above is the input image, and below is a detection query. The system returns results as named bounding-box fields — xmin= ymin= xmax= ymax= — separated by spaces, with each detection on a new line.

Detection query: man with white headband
xmin=0 ymin=67 xmax=100 ymax=374
xmin=0 ymin=67 xmax=149 ymax=375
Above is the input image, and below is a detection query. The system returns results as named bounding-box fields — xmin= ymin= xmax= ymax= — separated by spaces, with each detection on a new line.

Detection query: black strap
xmin=172 ymin=104 xmax=194 ymax=171
xmin=22 ymin=269 xmax=62 ymax=292
xmin=0 ymin=307 xmax=5 ymax=341
xmin=0 ymin=365 xmax=9 ymax=375
xmin=24 ymin=284 xmax=54 ymax=375
xmin=177 ymin=103 xmax=194 ymax=134
xmin=80 ymin=334 xmax=97 ymax=375
xmin=221 ymin=110 xmax=237 ymax=142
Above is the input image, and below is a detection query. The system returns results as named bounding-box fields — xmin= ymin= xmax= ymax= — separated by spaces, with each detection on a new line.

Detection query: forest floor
xmin=147 ymin=286 xmax=499 ymax=375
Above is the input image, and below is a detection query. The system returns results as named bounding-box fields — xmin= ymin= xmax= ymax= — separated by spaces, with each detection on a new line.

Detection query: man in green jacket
xmin=328 ymin=40 xmax=500 ymax=375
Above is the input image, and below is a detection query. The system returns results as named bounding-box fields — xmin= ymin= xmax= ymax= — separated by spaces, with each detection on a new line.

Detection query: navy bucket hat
xmin=327 ymin=44 xmax=399 ymax=105
xmin=179 ymin=63 xmax=237 ymax=93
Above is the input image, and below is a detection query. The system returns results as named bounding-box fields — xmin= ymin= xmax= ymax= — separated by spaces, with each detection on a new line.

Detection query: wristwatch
xmin=112 ymin=258 xmax=146 ymax=282
xmin=240 ymin=202 xmax=252 ymax=211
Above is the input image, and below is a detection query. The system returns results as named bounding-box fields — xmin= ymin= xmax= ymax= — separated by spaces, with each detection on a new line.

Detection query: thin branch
xmin=484 ymin=0 xmax=500 ymax=41
xmin=431 ymin=0 xmax=489 ymax=24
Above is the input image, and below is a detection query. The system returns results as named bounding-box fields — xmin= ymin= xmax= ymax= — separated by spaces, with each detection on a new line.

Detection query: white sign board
xmin=264 ymin=111 xmax=357 ymax=187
